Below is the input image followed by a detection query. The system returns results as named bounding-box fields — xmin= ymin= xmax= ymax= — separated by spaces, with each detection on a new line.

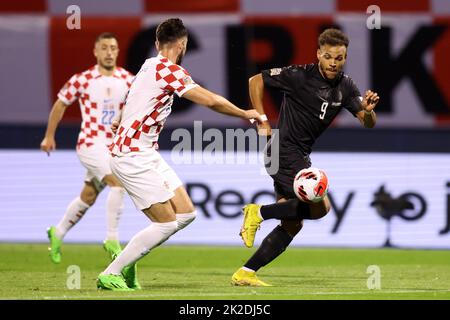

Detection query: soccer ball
xmin=293 ymin=167 xmax=329 ymax=203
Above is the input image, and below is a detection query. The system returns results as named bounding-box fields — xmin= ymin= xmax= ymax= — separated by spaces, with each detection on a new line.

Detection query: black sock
xmin=260 ymin=199 xmax=311 ymax=220
xmin=244 ymin=225 xmax=293 ymax=271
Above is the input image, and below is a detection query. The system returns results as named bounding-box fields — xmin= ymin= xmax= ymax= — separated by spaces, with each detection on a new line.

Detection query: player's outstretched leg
xmin=239 ymin=204 xmax=263 ymax=248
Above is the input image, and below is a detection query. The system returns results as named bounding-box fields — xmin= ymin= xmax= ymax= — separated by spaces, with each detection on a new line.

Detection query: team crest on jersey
xmin=270 ymin=68 xmax=282 ymax=76
xmin=182 ymin=76 xmax=192 ymax=85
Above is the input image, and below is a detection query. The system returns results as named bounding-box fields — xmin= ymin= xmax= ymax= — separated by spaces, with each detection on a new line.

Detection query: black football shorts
xmin=264 ymin=138 xmax=311 ymax=199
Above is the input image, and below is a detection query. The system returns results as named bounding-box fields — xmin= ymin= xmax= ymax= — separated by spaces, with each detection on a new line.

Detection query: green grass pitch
xmin=1 ymin=244 xmax=449 ymax=300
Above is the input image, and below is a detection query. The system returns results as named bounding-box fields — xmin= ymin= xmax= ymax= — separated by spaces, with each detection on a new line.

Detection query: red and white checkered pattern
xmin=156 ymin=59 xmax=192 ymax=96
xmin=110 ymin=55 xmax=198 ymax=156
xmin=114 ymin=66 xmax=134 ymax=88
xmin=58 ymin=65 xmax=134 ymax=148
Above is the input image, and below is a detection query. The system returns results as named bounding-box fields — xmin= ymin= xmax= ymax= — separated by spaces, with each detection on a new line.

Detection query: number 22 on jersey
xmin=102 ymin=99 xmax=116 ymax=125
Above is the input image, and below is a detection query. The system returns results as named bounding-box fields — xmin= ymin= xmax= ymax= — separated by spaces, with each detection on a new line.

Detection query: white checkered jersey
xmin=58 ymin=65 xmax=134 ymax=149
xmin=109 ymin=54 xmax=198 ymax=156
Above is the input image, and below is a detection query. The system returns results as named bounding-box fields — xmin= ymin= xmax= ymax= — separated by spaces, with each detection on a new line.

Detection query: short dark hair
xmin=95 ymin=32 xmax=119 ymax=43
xmin=95 ymin=32 xmax=118 ymax=43
xmin=156 ymin=18 xmax=188 ymax=46
xmin=318 ymin=28 xmax=349 ymax=48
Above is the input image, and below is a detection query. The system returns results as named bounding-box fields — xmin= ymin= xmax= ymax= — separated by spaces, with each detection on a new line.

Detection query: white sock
xmin=102 ymin=221 xmax=178 ymax=275
xmin=242 ymin=266 xmax=255 ymax=272
xmin=55 ymin=197 xmax=90 ymax=239
xmin=175 ymin=211 xmax=196 ymax=232
xmin=105 ymin=187 xmax=125 ymax=241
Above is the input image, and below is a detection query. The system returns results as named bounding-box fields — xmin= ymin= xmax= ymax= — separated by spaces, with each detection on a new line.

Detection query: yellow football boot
xmin=231 ymin=268 xmax=272 ymax=287
xmin=239 ymin=204 xmax=263 ymax=248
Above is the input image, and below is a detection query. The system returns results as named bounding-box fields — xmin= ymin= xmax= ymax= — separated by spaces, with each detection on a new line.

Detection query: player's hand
xmin=111 ymin=119 xmax=120 ymax=134
xmin=361 ymin=90 xmax=380 ymax=112
xmin=257 ymin=121 xmax=272 ymax=137
xmin=40 ymin=136 xmax=56 ymax=156
xmin=244 ymin=109 xmax=264 ymax=125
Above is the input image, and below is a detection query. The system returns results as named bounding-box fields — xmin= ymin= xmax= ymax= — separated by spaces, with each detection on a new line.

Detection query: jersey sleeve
xmin=261 ymin=65 xmax=300 ymax=93
xmin=156 ymin=63 xmax=198 ymax=97
xmin=342 ymin=76 xmax=363 ymax=117
xmin=57 ymin=74 xmax=84 ymax=106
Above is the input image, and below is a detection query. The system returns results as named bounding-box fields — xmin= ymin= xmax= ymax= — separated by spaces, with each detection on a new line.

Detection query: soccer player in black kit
xmin=232 ymin=28 xmax=380 ymax=286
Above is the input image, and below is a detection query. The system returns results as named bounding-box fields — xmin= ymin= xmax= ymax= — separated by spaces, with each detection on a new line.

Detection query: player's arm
xmin=182 ymin=86 xmax=263 ymax=123
xmin=40 ymin=99 xmax=68 ymax=155
xmin=356 ymin=90 xmax=379 ymax=128
xmin=249 ymin=74 xmax=271 ymax=136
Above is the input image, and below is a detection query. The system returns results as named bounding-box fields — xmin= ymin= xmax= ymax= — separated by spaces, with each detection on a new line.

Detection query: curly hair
xmin=318 ymin=28 xmax=349 ymax=48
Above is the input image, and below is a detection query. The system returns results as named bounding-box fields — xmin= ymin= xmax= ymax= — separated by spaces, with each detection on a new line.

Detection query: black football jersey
xmin=262 ymin=63 xmax=363 ymax=155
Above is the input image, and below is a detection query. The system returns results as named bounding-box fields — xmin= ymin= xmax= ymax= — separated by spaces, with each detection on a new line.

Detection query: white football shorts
xmin=110 ymin=150 xmax=183 ymax=210
xmin=77 ymin=144 xmax=112 ymax=188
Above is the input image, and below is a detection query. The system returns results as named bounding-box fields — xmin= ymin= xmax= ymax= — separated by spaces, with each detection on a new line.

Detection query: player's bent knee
xmin=80 ymin=191 xmax=97 ymax=206
xmin=176 ymin=210 xmax=197 ymax=231
xmin=313 ymin=208 xmax=329 ymax=220
xmin=175 ymin=202 xmax=195 ymax=214
xmin=82 ymin=197 xmax=96 ymax=206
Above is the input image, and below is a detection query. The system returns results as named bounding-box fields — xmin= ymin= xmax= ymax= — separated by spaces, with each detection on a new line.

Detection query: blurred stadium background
xmin=1 ymin=0 xmax=450 ymax=252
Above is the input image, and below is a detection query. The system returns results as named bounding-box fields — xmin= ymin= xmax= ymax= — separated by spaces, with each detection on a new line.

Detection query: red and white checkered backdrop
xmin=1 ymin=0 xmax=450 ymax=127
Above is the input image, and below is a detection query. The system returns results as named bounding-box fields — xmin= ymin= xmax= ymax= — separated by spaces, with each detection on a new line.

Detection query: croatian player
xmin=41 ymin=33 xmax=134 ymax=264
xmin=96 ymin=18 xmax=263 ymax=290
